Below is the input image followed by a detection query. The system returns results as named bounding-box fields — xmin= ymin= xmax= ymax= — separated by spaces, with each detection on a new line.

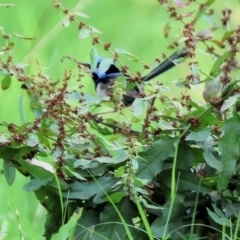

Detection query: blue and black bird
xmin=81 ymin=48 xmax=190 ymax=106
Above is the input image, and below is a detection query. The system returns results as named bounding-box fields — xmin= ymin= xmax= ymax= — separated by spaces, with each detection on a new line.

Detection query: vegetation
xmin=1 ymin=0 xmax=240 ymax=239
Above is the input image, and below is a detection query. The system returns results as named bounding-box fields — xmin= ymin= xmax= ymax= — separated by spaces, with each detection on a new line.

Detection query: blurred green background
xmin=0 ymin=0 xmax=239 ymax=239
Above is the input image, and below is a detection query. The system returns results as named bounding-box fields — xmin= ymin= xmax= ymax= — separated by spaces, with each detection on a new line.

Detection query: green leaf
xmin=89 ymin=25 xmax=102 ymax=34
xmin=62 ymin=176 xmax=118 ymax=200
xmin=160 ymin=169 xmax=210 ymax=192
xmin=203 ymin=150 xmax=222 ymax=171
xmin=3 ymin=159 xmax=16 ymax=185
xmin=194 ymin=0 xmax=215 ymax=23
xmin=23 ymin=177 xmax=53 ymax=191
xmin=176 ymin=143 xmax=196 ymax=169
xmin=203 ymin=75 xmax=222 ymax=101
xmin=221 ymin=30 xmax=235 ymax=42
xmin=220 ymin=94 xmax=240 ymax=112
xmin=163 ymin=22 xmax=171 ymax=38
xmin=95 ymin=149 xmax=128 ymax=164
xmin=19 ymin=92 xmax=26 ymax=124
xmin=137 ymin=136 xmax=176 ymax=180
xmin=151 ymin=202 xmax=185 ymax=237
xmin=0 ymin=3 xmax=15 ymax=7
xmin=115 ymin=47 xmax=139 ymax=59
xmin=185 ymin=129 xmax=211 ymax=142
xmin=94 ymin=199 xmax=144 ymax=240
xmin=108 ymin=192 xmax=125 ymax=203
xmin=203 ymin=52 xmax=232 ymax=83
xmin=0 ymin=134 xmax=10 ymax=143
xmin=74 ymin=11 xmax=89 ymax=18
xmin=74 ymin=209 xmax=100 ymax=240
xmin=202 ymin=13 xmax=217 ymax=27
xmin=207 ymin=208 xmax=230 ymax=226
xmin=53 ymin=210 xmax=82 ymax=240
xmin=115 ymin=166 xmax=125 ymax=178
xmin=217 ymin=113 xmax=240 ymax=192
xmin=15 ymin=157 xmax=56 ymax=181
xmin=37 ymin=133 xmax=51 ymax=148
xmin=98 ymin=58 xmax=113 ymax=75
xmin=211 ymin=203 xmax=225 ymax=218
xmin=1 ymin=75 xmax=11 ymax=90
xmin=79 ymin=29 xmax=90 ymax=39
xmin=62 ymin=19 xmax=70 ymax=27
xmin=0 ymin=145 xmax=35 ymax=159
xmin=90 ymin=47 xmax=98 ymax=72
xmin=132 ymin=98 xmax=145 ymax=116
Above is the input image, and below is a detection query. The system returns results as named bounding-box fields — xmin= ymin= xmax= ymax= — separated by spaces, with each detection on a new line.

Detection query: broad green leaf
xmin=176 ymin=143 xmax=196 ymax=169
xmin=225 ymin=202 xmax=240 ymax=218
xmin=74 ymin=209 xmax=100 ymax=240
xmin=95 ymin=149 xmax=128 ymax=164
xmin=221 ymin=30 xmax=235 ymax=42
xmin=62 ymin=176 xmax=118 ymax=200
xmin=158 ymin=119 xmax=176 ymax=130
xmin=0 ymin=3 xmax=15 ymax=7
xmin=137 ymin=136 xmax=176 ymax=180
xmin=52 ymin=211 xmax=82 ymax=240
xmin=160 ymin=169 xmax=210 ymax=192
xmin=185 ymin=128 xmax=211 ymax=142
xmin=132 ymin=98 xmax=145 ymax=116
xmin=74 ymin=11 xmax=89 ymax=18
xmin=89 ymin=25 xmax=102 ymax=33
xmin=30 ymin=94 xmax=43 ymax=117
xmin=194 ymin=0 xmax=215 ymax=22
xmin=207 ymin=208 xmax=230 ymax=226
xmin=220 ymin=94 xmax=240 ymax=113
xmin=163 ymin=22 xmax=171 ymax=38
xmin=23 ymin=177 xmax=53 ymax=191
xmin=90 ymin=47 xmax=98 ymax=72
xmin=62 ymin=19 xmax=70 ymax=27
xmin=108 ymin=192 xmax=125 ymax=203
xmin=3 ymin=159 xmax=16 ymax=185
xmin=203 ymin=150 xmax=222 ymax=171
xmin=19 ymin=92 xmax=26 ymax=124
xmin=217 ymin=112 xmax=240 ymax=191
xmin=186 ymin=105 xmax=216 ymax=129
xmin=14 ymin=34 xmax=36 ymax=40
xmin=0 ymin=145 xmax=35 ymax=159
xmin=98 ymin=58 xmax=113 ymax=75
xmin=44 ymin=207 xmax=63 ymax=237
xmin=115 ymin=166 xmax=125 ymax=178
xmin=94 ymin=199 xmax=144 ymax=240
xmin=209 ymin=39 xmax=225 ymax=48
xmin=203 ymin=52 xmax=232 ymax=83
xmin=202 ymin=13 xmax=217 ymax=27
xmin=93 ymin=178 xmax=122 ymax=204
xmin=79 ymin=29 xmax=90 ymax=39
xmin=211 ymin=203 xmax=225 ymax=218
xmin=64 ymin=166 xmax=87 ymax=181
xmin=203 ymin=75 xmax=222 ymax=101
xmin=115 ymin=47 xmax=139 ymax=59
xmin=37 ymin=133 xmax=51 ymax=148
xmin=1 ymin=75 xmax=11 ymax=90
xmin=151 ymin=202 xmax=185 ymax=237
xmin=0 ymin=134 xmax=10 ymax=143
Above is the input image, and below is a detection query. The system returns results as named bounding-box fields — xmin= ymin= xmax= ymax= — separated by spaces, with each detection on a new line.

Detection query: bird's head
xmin=81 ymin=57 xmax=122 ymax=86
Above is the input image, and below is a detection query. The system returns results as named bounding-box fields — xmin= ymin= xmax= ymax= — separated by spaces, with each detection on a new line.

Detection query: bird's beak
xmin=80 ymin=62 xmax=91 ymax=74
xmin=80 ymin=62 xmax=91 ymax=68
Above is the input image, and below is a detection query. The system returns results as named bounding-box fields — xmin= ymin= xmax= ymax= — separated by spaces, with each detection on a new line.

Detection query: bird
xmin=81 ymin=48 xmax=190 ymax=106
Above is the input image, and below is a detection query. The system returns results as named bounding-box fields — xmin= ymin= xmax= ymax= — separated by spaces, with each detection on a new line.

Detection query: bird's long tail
xmin=142 ymin=48 xmax=190 ymax=82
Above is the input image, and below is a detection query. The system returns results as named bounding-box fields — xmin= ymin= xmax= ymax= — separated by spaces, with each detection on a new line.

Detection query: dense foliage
xmin=1 ymin=0 xmax=240 ymax=239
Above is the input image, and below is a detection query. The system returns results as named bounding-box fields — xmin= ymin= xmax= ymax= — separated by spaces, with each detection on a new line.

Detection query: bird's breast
xmin=96 ymin=78 xmax=115 ymax=98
